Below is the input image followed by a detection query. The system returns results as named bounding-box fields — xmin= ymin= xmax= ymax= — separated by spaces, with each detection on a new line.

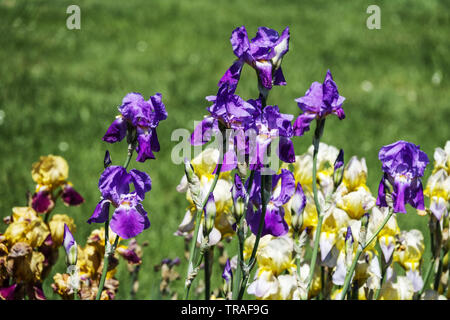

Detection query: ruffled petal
xmin=87 ymin=199 xmax=110 ymax=224
xmin=129 ymin=169 xmax=152 ymax=200
xmin=136 ymin=132 xmax=155 ymax=162
xmin=61 ymin=185 xmax=84 ymax=206
xmin=110 ymin=204 xmax=150 ymax=239
xmin=277 ymin=137 xmax=295 ymax=163
xmin=190 ymin=117 xmax=219 ymax=146
xmin=102 ymin=117 xmax=127 ymax=143
xmin=293 ymin=113 xmax=316 ymax=137
xmin=32 ymin=191 xmax=54 ymax=214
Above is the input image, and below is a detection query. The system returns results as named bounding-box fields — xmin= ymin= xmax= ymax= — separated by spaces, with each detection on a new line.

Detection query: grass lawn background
xmin=0 ymin=0 xmax=449 ymax=299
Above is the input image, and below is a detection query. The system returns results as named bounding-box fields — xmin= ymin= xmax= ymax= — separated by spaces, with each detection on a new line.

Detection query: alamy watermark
xmin=66 ymin=5 xmax=81 ymax=30
xmin=366 ymin=5 xmax=381 ymax=29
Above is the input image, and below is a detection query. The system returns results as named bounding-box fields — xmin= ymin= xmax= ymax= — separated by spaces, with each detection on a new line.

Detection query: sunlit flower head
xmin=377 ymin=140 xmax=429 ymax=213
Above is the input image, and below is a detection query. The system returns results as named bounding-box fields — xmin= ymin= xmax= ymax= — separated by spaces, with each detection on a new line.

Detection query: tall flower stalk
xmin=91 ymin=92 xmax=165 ymax=300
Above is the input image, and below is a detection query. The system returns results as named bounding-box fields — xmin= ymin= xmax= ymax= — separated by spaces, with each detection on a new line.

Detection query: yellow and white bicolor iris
xmin=394 ymin=229 xmax=425 ymax=292
xmin=291 ymin=142 xmax=340 ymax=196
xmin=432 ymin=140 xmax=450 ymax=175
xmin=176 ymin=148 xmax=235 ymax=240
xmin=424 ymin=169 xmax=450 ymax=221
xmin=370 ymin=206 xmax=400 ymax=263
xmin=378 ymin=275 xmax=415 ymax=300
xmin=245 ymin=234 xmax=321 ymax=300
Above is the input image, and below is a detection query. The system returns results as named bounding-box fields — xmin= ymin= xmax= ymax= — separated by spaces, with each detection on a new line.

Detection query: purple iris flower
xmin=32 ymin=184 xmax=84 ymax=214
xmin=63 ymin=224 xmax=77 ymax=265
xmin=87 ymin=166 xmax=152 ymax=239
xmin=191 ymin=86 xmax=261 ymax=172
xmin=249 ymin=104 xmax=296 ymax=170
xmin=246 ymin=169 xmax=296 ymax=237
xmin=293 ymin=70 xmax=345 ymax=137
xmin=191 ymin=86 xmax=261 ymax=144
xmin=376 ymin=141 xmax=429 ymax=213
xmin=222 ymin=258 xmax=233 ymax=283
xmin=219 ymin=26 xmax=290 ymax=92
xmin=102 ymin=92 xmax=167 ymax=162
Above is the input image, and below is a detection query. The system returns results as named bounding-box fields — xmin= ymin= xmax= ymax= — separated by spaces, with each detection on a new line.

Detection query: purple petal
xmin=376 ymin=174 xmax=389 ymax=208
xmin=190 ymin=117 xmax=219 ymax=146
xmin=272 ymin=67 xmax=286 ymax=86
xmin=222 ymin=258 xmax=232 ymax=283
xmin=231 ymin=173 xmax=245 ymax=202
xmin=32 ymin=191 xmax=53 ymax=214
xmin=136 ymin=132 xmax=155 ymax=162
xmin=110 ymin=204 xmax=150 ymax=239
xmin=0 ymin=284 xmax=17 ymax=300
xmin=148 ymin=92 xmax=168 ymax=124
xmin=393 ymin=179 xmax=409 ymax=214
xmin=118 ymin=248 xmax=142 ymax=264
xmin=129 ymin=169 xmax=152 ymax=200
xmin=62 ymin=185 xmax=84 ymax=206
xmin=63 ymin=224 xmax=76 ymax=253
xmin=102 ymin=117 xmax=127 ymax=143
xmin=295 ymin=82 xmax=323 ymax=114
xmin=271 ymin=169 xmax=296 ymax=206
xmin=293 ymin=113 xmax=316 ymax=137
xmin=87 ymin=199 xmax=110 ymax=224
xmin=407 ymin=180 xmax=425 ymax=211
xmin=218 ymin=60 xmax=244 ymax=91
xmin=322 ymin=70 xmax=339 ymax=107
xmin=98 ymin=166 xmax=130 ymax=200
xmin=230 ymin=26 xmax=252 ymax=62
xmin=247 ymin=205 xmax=289 ymax=237
xmin=291 ymin=182 xmax=306 ymax=216
xmin=277 ymin=137 xmax=295 ymax=163
xmin=254 ymin=60 xmax=273 ymax=89
xmin=216 ymin=148 xmax=237 ymax=173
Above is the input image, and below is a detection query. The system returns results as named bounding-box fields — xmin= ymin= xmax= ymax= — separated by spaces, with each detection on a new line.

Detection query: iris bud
xmin=204 ymin=193 xmax=216 ymax=237
xmin=333 ymin=149 xmax=344 ymax=188
xmin=291 ymin=183 xmax=306 ymax=232
xmin=63 ymin=224 xmax=77 ymax=266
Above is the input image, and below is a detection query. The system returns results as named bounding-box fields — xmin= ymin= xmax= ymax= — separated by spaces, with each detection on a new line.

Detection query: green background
xmin=0 ymin=0 xmax=449 ymax=299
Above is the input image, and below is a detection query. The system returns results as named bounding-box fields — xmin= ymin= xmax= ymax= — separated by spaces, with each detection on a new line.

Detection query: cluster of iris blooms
xmin=176 ymin=26 xmax=449 ymax=300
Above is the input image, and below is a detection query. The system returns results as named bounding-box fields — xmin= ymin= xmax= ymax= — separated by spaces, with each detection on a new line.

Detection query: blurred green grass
xmin=0 ymin=0 xmax=449 ymax=299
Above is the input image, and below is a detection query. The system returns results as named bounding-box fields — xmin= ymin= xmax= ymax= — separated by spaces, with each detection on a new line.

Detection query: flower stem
xmin=340 ymin=209 xmax=394 ymax=300
xmin=204 ymin=247 xmax=212 ymax=300
xmin=232 ymin=170 xmax=254 ymax=300
xmin=184 ymin=162 xmax=223 ymax=299
xmin=123 ymin=142 xmax=136 ymax=170
xmin=238 ymin=173 xmax=271 ymax=300
xmin=306 ymin=119 xmax=325 ymax=295
xmin=96 ymin=231 xmax=119 ymax=300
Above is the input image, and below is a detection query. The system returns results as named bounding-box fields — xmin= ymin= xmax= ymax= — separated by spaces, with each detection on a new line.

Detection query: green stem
xmin=232 ymin=170 xmax=255 ymax=300
xmin=184 ymin=162 xmax=223 ymax=299
xmin=96 ymin=233 xmax=119 ymax=300
xmin=306 ymin=119 xmax=325 ymax=295
xmin=433 ymin=249 xmax=445 ymax=291
xmin=123 ymin=142 xmax=135 ymax=170
xmin=238 ymin=173 xmax=271 ymax=300
xmin=204 ymin=247 xmax=212 ymax=300
xmin=340 ymin=209 xmax=394 ymax=300
xmin=232 ymin=222 xmax=245 ymax=300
